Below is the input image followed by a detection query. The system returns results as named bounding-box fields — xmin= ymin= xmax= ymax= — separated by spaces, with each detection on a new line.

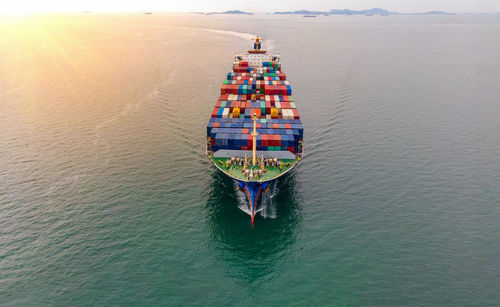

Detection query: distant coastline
xmin=273 ymin=8 xmax=454 ymax=16
xmin=194 ymin=10 xmax=253 ymax=16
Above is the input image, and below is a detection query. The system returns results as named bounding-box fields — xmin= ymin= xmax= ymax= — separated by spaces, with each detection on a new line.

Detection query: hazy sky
xmin=1 ymin=0 xmax=500 ymax=14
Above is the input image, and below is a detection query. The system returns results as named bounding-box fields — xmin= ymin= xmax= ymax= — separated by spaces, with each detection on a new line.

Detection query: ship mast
xmin=251 ymin=113 xmax=258 ymax=166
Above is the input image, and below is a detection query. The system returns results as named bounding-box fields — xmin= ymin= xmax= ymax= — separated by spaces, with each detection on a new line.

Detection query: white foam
xmin=205 ymin=29 xmax=276 ymax=51
xmin=234 ymin=181 xmax=279 ymax=219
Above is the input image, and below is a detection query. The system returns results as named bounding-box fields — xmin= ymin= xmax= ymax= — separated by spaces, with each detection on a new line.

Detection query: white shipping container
xmin=282 ymin=109 xmax=288 ymax=119
xmin=222 ymin=108 xmax=230 ymax=118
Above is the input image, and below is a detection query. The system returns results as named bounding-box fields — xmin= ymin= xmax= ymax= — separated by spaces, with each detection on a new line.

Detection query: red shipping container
xmin=213 ymin=122 xmax=220 ymax=128
xmin=288 ymin=146 xmax=295 ymax=153
xmin=292 ymin=109 xmax=300 ymax=119
xmin=242 ymin=128 xmax=249 ymax=134
xmin=250 ymin=108 xmax=261 ymax=117
xmin=256 ymin=123 xmax=261 ymax=128
xmin=262 ymin=135 xmax=268 ymax=146
xmin=285 ymin=123 xmax=292 ymax=129
xmin=267 ymin=135 xmax=273 ymax=146
xmin=211 ymin=108 xmax=219 ymax=118
xmin=273 ymin=123 xmax=279 ymax=129
xmin=215 ymin=101 xmax=222 ymax=107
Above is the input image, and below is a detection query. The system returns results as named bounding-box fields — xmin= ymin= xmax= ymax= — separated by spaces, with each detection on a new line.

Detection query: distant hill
xmin=194 ymin=10 xmax=253 ymax=15
xmin=274 ymin=8 xmax=455 ymax=16
xmin=194 ymin=8 xmax=454 ymax=16
xmin=219 ymin=10 xmax=253 ymax=15
xmin=274 ymin=8 xmax=396 ymax=15
xmin=274 ymin=10 xmax=326 ymax=15
xmin=421 ymin=11 xmax=454 ymax=15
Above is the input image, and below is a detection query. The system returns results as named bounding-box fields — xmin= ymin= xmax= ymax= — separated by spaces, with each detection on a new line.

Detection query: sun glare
xmin=0 ymin=0 xmax=178 ymax=14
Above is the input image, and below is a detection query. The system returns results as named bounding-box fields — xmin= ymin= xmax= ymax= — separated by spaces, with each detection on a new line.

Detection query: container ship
xmin=206 ymin=36 xmax=303 ymax=223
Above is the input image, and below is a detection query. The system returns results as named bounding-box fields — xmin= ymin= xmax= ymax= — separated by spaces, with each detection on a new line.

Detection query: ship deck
xmin=209 ymin=155 xmax=299 ymax=182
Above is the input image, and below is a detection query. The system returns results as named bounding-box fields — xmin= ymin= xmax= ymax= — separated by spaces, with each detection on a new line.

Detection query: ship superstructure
xmin=206 ymin=36 xmax=303 ymax=223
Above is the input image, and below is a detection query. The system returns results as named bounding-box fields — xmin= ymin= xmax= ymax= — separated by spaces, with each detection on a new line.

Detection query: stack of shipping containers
xmin=207 ymin=61 xmax=303 ymax=153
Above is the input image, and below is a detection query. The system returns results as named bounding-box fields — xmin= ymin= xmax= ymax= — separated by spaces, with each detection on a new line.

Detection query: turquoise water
xmin=1 ymin=14 xmax=499 ymax=305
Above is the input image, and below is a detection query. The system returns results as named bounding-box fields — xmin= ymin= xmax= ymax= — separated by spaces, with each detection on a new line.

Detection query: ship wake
xmin=205 ymin=29 xmax=276 ymax=51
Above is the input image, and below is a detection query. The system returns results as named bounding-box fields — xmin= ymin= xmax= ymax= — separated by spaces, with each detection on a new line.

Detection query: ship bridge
xmin=233 ymin=36 xmax=280 ymax=68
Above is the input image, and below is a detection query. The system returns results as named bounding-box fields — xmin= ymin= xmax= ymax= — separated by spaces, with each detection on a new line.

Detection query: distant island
xmin=194 ymin=10 xmax=253 ymax=15
xmin=191 ymin=8 xmax=455 ymax=16
xmin=220 ymin=10 xmax=252 ymax=15
xmin=273 ymin=8 xmax=453 ymax=16
xmin=419 ymin=11 xmax=454 ymax=15
xmin=274 ymin=8 xmax=395 ymax=16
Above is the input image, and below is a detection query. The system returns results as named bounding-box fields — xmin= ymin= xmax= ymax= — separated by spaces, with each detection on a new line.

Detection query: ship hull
xmin=237 ymin=180 xmax=270 ymax=223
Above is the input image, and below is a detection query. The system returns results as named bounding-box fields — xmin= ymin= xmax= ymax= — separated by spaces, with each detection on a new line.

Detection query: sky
xmin=1 ymin=0 xmax=499 ymax=14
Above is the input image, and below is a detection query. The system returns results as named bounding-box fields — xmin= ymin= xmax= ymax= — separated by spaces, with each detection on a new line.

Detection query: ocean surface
xmin=1 ymin=13 xmax=499 ymax=305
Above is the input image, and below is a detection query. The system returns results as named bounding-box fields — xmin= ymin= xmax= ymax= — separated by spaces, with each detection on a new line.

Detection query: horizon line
xmin=1 ymin=8 xmax=499 ymax=15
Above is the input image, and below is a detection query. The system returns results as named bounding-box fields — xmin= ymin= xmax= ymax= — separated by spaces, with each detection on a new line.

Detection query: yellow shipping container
xmin=270 ymin=107 xmax=278 ymax=118
xmin=233 ymin=107 xmax=240 ymax=118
